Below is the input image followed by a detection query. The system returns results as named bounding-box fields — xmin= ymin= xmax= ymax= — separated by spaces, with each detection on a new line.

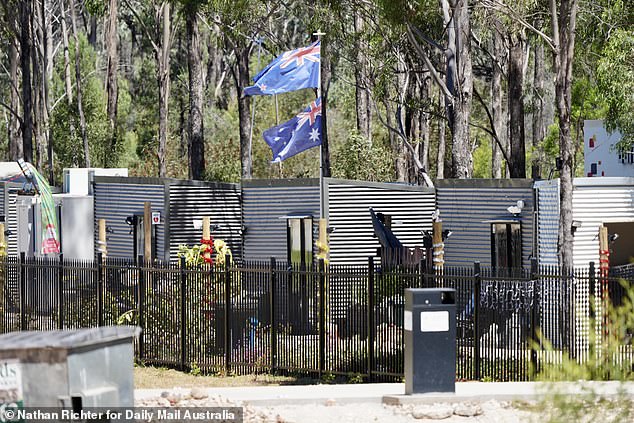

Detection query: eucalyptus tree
xmin=382 ymin=0 xmax=474 ymax=178
xmin=123 ymin=0 xmax=176 ymax=178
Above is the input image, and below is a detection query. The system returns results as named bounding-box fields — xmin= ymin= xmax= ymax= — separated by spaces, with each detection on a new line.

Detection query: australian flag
xmin=244 ymin=41 xmax=320 ymax=96
xmin=263 ymin=98 xmax=322 ymax=162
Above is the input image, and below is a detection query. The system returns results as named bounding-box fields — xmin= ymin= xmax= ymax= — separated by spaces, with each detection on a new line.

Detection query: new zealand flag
xmin=263 ymin=98 xmax=322 ymax=162
xmin=244 ymin=41 xmax=320 ymax=96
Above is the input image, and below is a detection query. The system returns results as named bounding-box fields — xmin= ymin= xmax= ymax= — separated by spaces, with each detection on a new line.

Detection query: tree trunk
xmin=186 ymin=7 xmax=204 ymax=180
xmin=44 ymin=0 xmax=54 ymax=183
xmin=532 ymin=37 xmax=545 ymax=179
xmin=20 ymin=0 xmax=33 ymax=163
xmin=446 ymin=0 xmax=473 ymax=178
xmin=491 ymin=27 xmax=505 ymax=178
xmin=88 ymin=15 xmax=97 ymax=47
xmin=407 ymin=78 xmax=420 ymax=183
xmin=32 ymin=0 xmax=43 ymax=168
xmin=60 ymin=0 xmax=73 ymax=105
xmin=354 ymin=12 xmax=371 ymax=142
xmin=420 ymin=80 xmax=430 ymax=173
xmin=552 ymin=0 xmax=579 ymax=270
xmin=156 ymin=2 xmax=171 ymax=178
xmin=233 ymin=44 xmax=252 ymax=179
xmin=437 ymin=92 xmax=446 ymax=179
xmin=320 ymin=37 xmax=332 ymax=177
xmin=508 ymin=34 xmax=526 ymax=178
xmin=9 ymin=37 xmax=22 ymax=160
xmin=105 ymin=0 xmax=119 ymax=152
xmin=69 ymin=0 xmax=90 ymax=167
xmin=394 ymin=55 xmax=408 ymax=182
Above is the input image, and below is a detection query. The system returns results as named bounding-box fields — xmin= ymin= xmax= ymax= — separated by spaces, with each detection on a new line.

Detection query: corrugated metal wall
xmin=572 ymin=178 xmax=634 ymax=268
xmin=6 ymin=192 xmax=17 ymax=256
xmin=93 ymin=178 xmax=167 ymax=260
xmin=325 ymin=179 xmax=435 ymax=265
xmin=242 ymin=179 xmax=320 ymax=261
xmin=436 ymin=179 xmax=535 ymax=268
xmin=168 ymin=181 xmax=242 ymax=261
xmin=535 ymin=180 xmax=560 ymax=266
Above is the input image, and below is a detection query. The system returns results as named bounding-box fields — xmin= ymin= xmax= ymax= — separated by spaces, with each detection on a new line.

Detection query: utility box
xmin=0 ymin=326 xmax=139 ymax=408
xmin=404 ymin=288 xmax=456 ymax=394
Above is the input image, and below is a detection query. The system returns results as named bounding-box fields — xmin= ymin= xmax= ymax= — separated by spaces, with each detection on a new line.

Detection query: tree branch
xmin=472 ymin=86 xmax=511 ymax=166
xmin=0 ymin=99 xmax=23 ymax=126
xmin=406 ymin=24 xmax=454 ymax=104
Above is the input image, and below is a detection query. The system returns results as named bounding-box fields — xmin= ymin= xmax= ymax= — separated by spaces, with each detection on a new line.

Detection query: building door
xmin=491 ymin=222 xmax=522 ymax=271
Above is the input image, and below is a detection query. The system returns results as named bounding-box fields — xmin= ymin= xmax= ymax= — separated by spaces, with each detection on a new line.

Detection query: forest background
xmin=1 ymin=0 xmax=632 ymax=265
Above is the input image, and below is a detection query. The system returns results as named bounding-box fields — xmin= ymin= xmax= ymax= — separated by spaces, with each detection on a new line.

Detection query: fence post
xmin=367 ymin=257 xmax=375 ymax=382
xmin=97 ymin=252 xmax=104 ymax=327
xmin=529 ymin=258 xmax=539 ymax=377
xmin=589 ymin=262 xmax=596 ymax=321
xmin=318 ymin=258 xmax=326 ymax=378
xmin=19 ymin=252 xmax=26 ymax=331
xmin=57 ymin=254 xmax=64 ymax=330
xmin=419 ymin=258 xmax=426 ymax=288
xmin=137 ymin=255 xmax=145 ymax=361
xmin=270 ymin=257 xmax=277 ymax=372
xmin=180 ymin=256 xmax=187 ymax=371
xmin=589 ymin=261 xmax=596 ymax=363
xmin=473 ymin=261 xmax=481 ymax=381
xmin=224 ymin=254 xmax=231 ymax=374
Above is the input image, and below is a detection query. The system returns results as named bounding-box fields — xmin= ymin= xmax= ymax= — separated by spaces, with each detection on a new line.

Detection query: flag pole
xmin=249 ymin=38 xmax=263 ymax=178
xmin=314 ymin=30 xmax=325 ymax=219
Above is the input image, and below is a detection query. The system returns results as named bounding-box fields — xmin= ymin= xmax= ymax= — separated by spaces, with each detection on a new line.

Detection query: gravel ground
xmin=136 ymin=390 xmax=536 ymax=422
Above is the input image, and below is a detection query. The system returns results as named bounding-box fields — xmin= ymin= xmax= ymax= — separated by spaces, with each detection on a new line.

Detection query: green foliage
xmin=332 ymin=132 xmax=393 ymax=181
xmin=532 ymin=278 xmax=634 ymax=421
xmin=49 ymin=34 xmax=134 ymax=181
xmin=472 ymin=137 xmax=491 ymax=178
xmin=190 ymin=362 xmax=202 ymax=376
xmin=596 ymin=29 xmax=634 ymax=151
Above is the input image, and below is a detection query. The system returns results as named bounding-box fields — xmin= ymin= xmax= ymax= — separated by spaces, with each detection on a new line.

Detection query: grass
xmin=134 ymin=365 xmax=318 ymax=389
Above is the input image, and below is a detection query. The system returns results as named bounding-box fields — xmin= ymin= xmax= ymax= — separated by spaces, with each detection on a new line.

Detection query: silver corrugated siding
xmin=535 ymin=180 xmax=560 ymax=266
xmin=6 ymin=192 xmax=17 ymax=256
xmin=572 ymin=178 xmax=634 ymax=268
xmin=168 ymin=182 xmax=242 ymax=261
xmin=242 ymin=179 xmax=320 ymax=261
xmin=325 ymin=179 xmax=435 ymax=266
xmin=93 ymin=179 xmax=167 ymax=260
xmin=436 ymin=179 xmax=535 ymax=268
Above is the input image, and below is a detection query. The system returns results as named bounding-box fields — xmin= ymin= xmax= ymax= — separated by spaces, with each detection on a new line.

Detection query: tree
xmin=68 ymin=0 xmax=90 ymax=167
xmin=185 ymin=2 xmax=205 ymax=180
xmin=596 ymin=29 xmax=634 ymax=150
xmin=404 ymin=0 xmax=474 ymax=178
xmin=105 ymin=0 xmax=119 ymax=152
xmin=552 ymin=0 xmax=579 ymax=269
xmin=19 ymin=0 xmax=33 ymax=163
xmin=123 ymin=0 xmax=174 ymax=177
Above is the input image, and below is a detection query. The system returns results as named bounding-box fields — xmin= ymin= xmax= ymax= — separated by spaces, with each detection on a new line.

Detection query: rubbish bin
xmin=404 ymin=288 xmax=456 ymax=394
xmin=0 ymin=326 xmax=140 ymax=408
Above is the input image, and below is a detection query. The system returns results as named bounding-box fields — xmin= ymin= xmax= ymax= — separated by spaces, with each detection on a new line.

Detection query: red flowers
xmin=200 ymin=238 xmax=214 ymax=264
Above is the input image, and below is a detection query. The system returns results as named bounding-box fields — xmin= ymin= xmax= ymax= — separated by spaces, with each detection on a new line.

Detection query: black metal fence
xmin=1 ymin=253 xmax=633 ymax=382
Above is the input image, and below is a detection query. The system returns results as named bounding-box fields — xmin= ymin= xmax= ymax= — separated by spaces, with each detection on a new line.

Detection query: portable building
xmin=93 ymin=177 xmax=242 ymax=261
xmin=535 ymin=177 xmax=634 ymax=268
xmin=242 ymin=178 xmax=436 ymax=266
xmin=435 ymin=179 xmax=536 ymax=269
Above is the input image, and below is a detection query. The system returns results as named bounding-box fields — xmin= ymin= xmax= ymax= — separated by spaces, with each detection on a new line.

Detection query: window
xmin=491 ymin=222 xmax=522 ymax=270
xmin=287 ymin=217 xmax=313 ymax=265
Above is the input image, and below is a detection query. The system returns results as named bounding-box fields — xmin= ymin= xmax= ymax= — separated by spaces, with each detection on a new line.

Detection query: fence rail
xmin=1 ymin=254 xmax=633 ymax=382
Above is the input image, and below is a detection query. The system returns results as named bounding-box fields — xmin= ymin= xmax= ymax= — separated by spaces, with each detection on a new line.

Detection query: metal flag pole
xmin=249 ymin=38 xmax=263 ymax=177
xmin=314 ymin=30 xmax=325 ymax=219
